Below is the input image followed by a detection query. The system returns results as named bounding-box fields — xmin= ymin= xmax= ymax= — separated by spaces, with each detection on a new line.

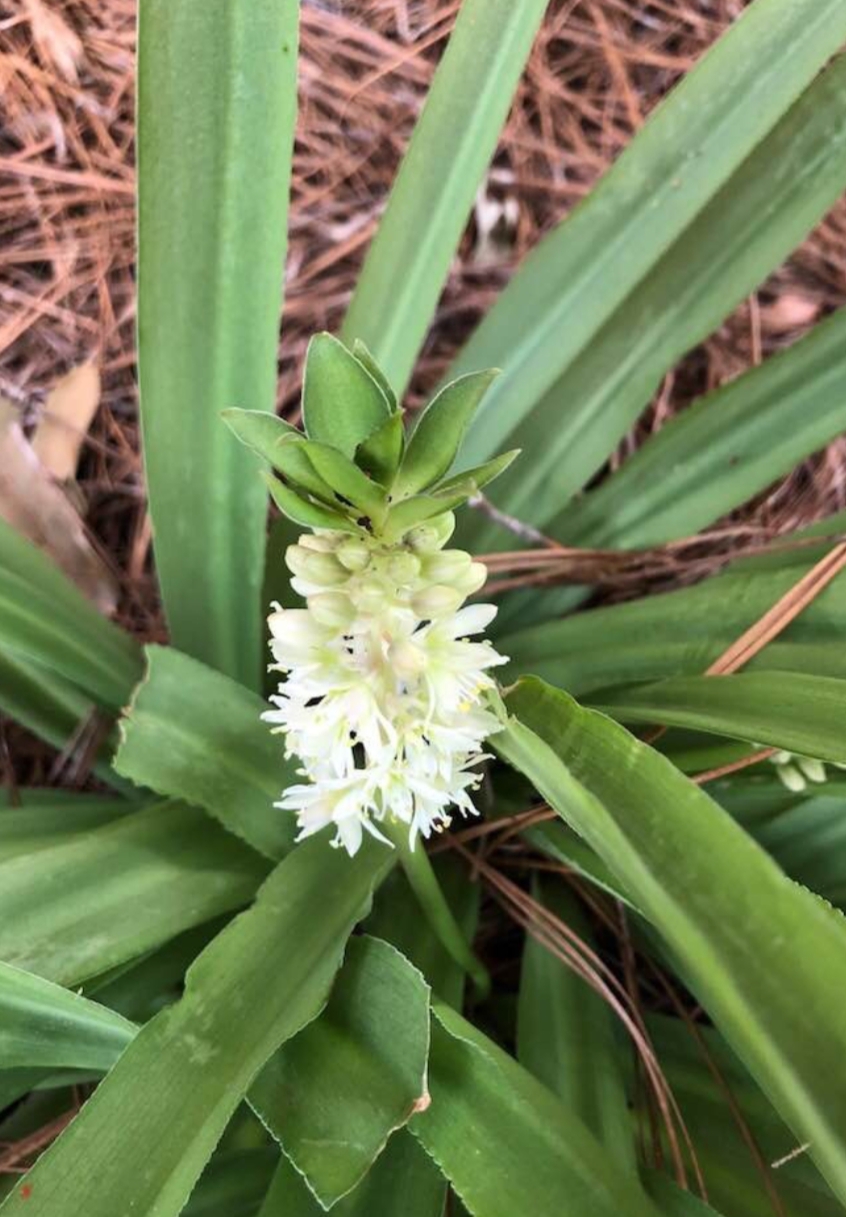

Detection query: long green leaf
xmin=411 ymin=1004 xmax=662 ymax=1217
xmin=649 ymin=1016 xmax=840 ymax=1217
xmin=517 ymin=877 xmax=635 ymax=1172
xmin=597 ymin=672 xmax=846 ymax=764
xmin=0 ymin=650 xmax=123 ymax=786
xmin=0 ymin=522 xmax=142 ymax=708
xmin=501 ymin=558 xmax=846 ymax=697
xmin=0 ymin=800 xmax=266 ymax=985
xmin=0 ymin=960 xmax=134 ymax=1072
xmin=452 ymin=0 xmax=846 ymax=479
xmin=497 ymin=678 xmax=846 ymax=1203
xmin=0 ymin=792 xmax=130 ymax=861
xmin=137 ymin=0 xmax=298 ymax=688
xmin=258 ymin=1135 xmax=445 ymax=1217
xmin=555 ymin=305 xmax=846 ymax=550
xmin=115 ymin=646 xmax=295 ymax=860
xmin=251 ymin=936 xmax=430 ymax=1208
xmin=0 ymin=838 xmax=389 ymax=1217
xmin=341 ymin=0 xmax=549 ymax=393
xmin=458 ymin=50 xmax=846 ymax=546
xmin=185 ymin=1149 xmax=277 ymax=1217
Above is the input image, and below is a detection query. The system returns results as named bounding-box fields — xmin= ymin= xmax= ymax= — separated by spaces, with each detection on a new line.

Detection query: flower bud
xmin=307 ymin=591 xmax=356 ymax=629
xmin=352 ymin=578 xmax=388 ymax=615
xmin=286 ymin=545 xmax=348 ymax=587
xmin=421 ymin=549 xmax=472 ymax=585
xmin=411 ymin=584 xmax=463 ymax=618
xmin=300 ymin=532 xmax=341 ymax=553
xmin=336 ymin=537 xmax=371 ymax=573
xmin=407 ymin=511 xmax=456 ymax=553
xmin=798 ymin=756 xmax=827 ymax=784
xmin=387 ymin=552 xmax=421 ymax=585
xmin=453 ymin=561 xmax=488 ymax=597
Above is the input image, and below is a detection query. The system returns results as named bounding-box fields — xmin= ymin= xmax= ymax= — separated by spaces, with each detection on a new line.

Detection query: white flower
xmin=264 ymin=526 xmax=507 ymax=855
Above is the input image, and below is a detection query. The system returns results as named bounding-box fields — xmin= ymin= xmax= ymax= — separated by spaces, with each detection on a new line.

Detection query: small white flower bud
xmin=798 ymin=757 xmax=827 ymax=784
xmin=454 ymin=561 xmax=488 ymax=597
xmin=777 ymin=764 xmax=806 ymax=793
xmin=336 ymin=538 xmax=371 ymax=573
xmin=421 ymin=549 xmax=472 ymax=585
xmin=300 ymin=532 xmax=341 ymax=553
xmin=407 ymin=511 xmax=456 ymax=552
xmin=307 ymin=591 xmax=356 ymax=629
xmin=387 ymin=552 xmax=421 ymax=585
xmin=411 ymin=584 xmax=463 ymax=618
xmin=286 ymin=545 xmax=348 ymax=587
xmin=351 ymin=579 xmax=387 ymax=615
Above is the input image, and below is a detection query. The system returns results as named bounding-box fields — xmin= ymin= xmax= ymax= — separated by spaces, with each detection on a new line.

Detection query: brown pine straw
xmin=450 ymin=836 xmax=707 ymax=1198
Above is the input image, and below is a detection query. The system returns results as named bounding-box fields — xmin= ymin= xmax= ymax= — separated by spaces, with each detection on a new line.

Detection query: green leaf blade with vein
xmin=341 ymin=0 xmax=550 ymax=395
xmin=0 ymin=838 xmax=390 ymax=1217
xmin=302 ymin=333 xmax=390 ymax=457
xmin=251 ymin=935 xmax=430 ymax=1208
xmin=0 ymin=960 xmax=135 ymax=1073
xmin=393 ymin=371 xmax=499 ymax=499
xmin=137 ymin=0 xmax=298 ymax=688
xmin=452 ymin=0 xmax=846 ymax=476
xmin=0 ymin=800 xmax=266 ymax=986
xmin=411 ymin=1004 xmax=662 ymax=1217
xmin=458 ymin=47 xmax=846 ymax=553
xmin=115 ymin=646 xmax=296 ymax=860
xmin=497 ymin=678 xmax=846 ymax=1205
xmin=596 ymin=672 xmax=846 ymax=764
xmin=0 ymin=520 xmax=142 ymax=709
xmin=501 ymin=558 xmax=846 ymax=697
xmin=553 ymin=305 xmax=846 ymax=551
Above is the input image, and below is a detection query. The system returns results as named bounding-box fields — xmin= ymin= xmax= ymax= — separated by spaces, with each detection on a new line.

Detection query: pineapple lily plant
xmin=3 ymin=0 xmax=846 ymax=1216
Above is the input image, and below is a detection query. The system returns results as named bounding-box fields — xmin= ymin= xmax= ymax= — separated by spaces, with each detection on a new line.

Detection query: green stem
xmin=384 ymin=819 xmax=490 ymax=1000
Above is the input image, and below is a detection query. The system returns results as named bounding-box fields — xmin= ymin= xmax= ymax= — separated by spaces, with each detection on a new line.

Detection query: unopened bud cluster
xmin=770 ymin=749 xmax=845 ymax=793
xmin=264 ymin=512 xmax=507 ymax=854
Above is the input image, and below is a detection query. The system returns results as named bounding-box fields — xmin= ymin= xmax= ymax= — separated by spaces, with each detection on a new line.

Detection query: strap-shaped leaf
xmin=0 ymin=839 xmax=391 ymax=1217
xmin=0 ymin=792 xmax=130 ymax=861
xmin=0 ymin=519 xmax=142 ymax=710
xmin=459 ymin=43 xmax=846 ymax=547
xmin=341 ymin=0 xmax=549 ymax=394
xmin=497 ymin=678 xmax=846 ymax=1205
xmin=302 ymin=333 xmax=390 ymax=457
xmin=597 ymin=672 xmax=846 ymax=764
xmin=501 ymin=557 xmax=846 ymax=698
xmin=0 ymin=800 xmax=266 ymax=986
xmin=257 ymin=1135 xmax=446 ymax=1217
xmin=115 ymin=646 xmax=297 ymax=861
xmin=555 ymin=304 xmax=846 ymax=551
xmin=410 ymin=1004 xmax=662 ymax=1217
xmin=137 ymin=0 xmax=299 ymax=689
xmin=393 ymin=372 xmax=499 ymax=499
xmin=0 ymin=650 xmax=126 ymax=789
xmin=453 ymin=0 xmax=846 ymax=474
xmin=0 ymin=959 xmax=134 ymax=1073
xmin=251 ymin=936 xmax=430 ymax=1208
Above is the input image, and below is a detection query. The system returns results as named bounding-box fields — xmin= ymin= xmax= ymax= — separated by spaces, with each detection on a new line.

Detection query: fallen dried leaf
xmin=32 ymin=363 xmax=101 ymax=482
xmin=0 ymin=399 xmax=117 ymax=613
